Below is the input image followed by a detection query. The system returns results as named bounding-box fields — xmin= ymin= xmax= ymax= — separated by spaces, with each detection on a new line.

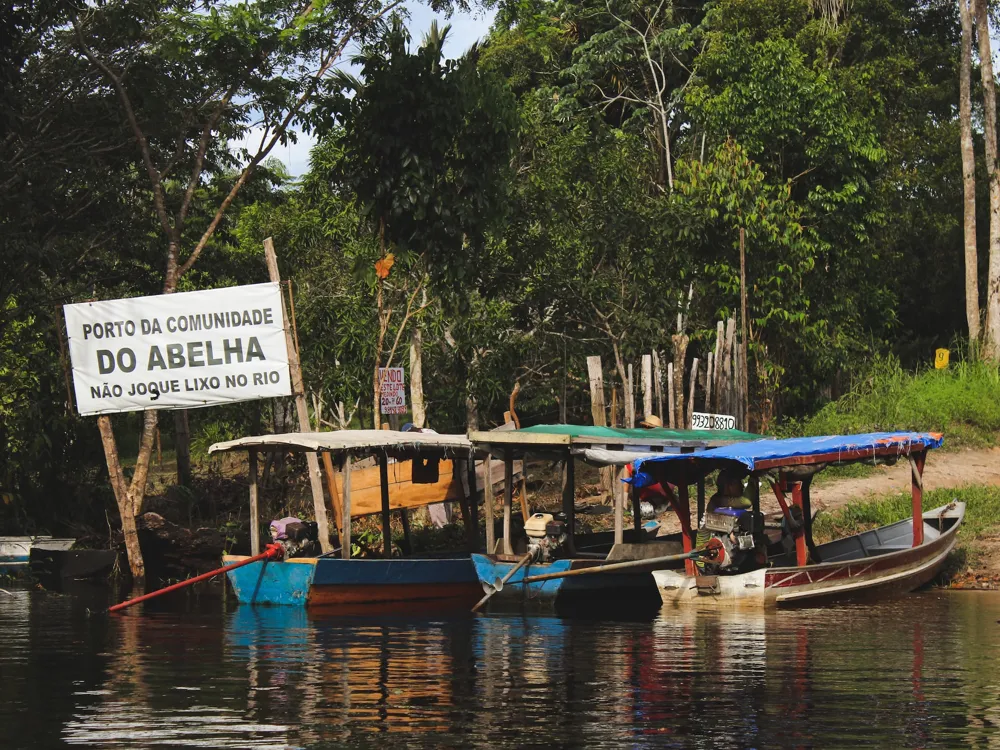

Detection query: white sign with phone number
xmin=691 ymin=412 xmax=736 ymax=431
xmin=379 ymin=367 xmax=407 ymax=415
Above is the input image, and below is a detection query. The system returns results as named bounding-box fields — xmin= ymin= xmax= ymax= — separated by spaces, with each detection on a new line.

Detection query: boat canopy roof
xmin=629 ymin=431 xmax=943 ymax=487
xmin=208 ymin=430 xmax=474 ymax=460
xmin=519 ymin=423 xmax=759 ymax=444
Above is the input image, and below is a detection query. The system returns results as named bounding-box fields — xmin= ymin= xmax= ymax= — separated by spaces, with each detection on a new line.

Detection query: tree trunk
xmin=410 ymin=325 xmax=426 ymax=428
xmin=976 ymin=0 xmax=1000 ymax=357
xmin=98 ymin=412 xmax=158 ymax=580
xmin=960 ymin=0 xmax=981 ymax=342
xmin=174 ymin=409 xmax=192 ymax=487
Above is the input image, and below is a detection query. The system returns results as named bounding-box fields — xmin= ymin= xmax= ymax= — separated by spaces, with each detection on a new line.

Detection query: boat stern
xmin=223 ymin=555 xmax=316 ymax=606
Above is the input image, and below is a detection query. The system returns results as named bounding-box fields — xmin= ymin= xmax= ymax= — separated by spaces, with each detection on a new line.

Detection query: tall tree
xmin=976 ymin=0 xmax=1000 ymax=356
xmin=67 ymin=0 xmax=411 ymax=579
xmin=959 ymin=0 xmax=979 ymax=341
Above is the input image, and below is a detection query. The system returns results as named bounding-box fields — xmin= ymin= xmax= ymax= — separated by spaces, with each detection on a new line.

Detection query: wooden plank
xmin=586 ymin=356 xmax=607 ymax=426
xmin=249 ymin=449 xmax=260 ymax=556
xmin=519 ymin=474 xmax=530 ymax=522
xmin=468 ymin=431 xmax=571 ymax=447
xmin=342 ymin=452 xmax=352 ymax=560
xmin=466 ymin=458 xmax=480 ymax=551
xmin=704 ymin=351 xmax=714 ymax=412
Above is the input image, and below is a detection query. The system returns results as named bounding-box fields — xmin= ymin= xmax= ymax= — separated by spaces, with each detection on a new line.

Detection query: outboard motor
xmin=697 ymin=507 xmax=765 ymax=573
xmin=524 ymin=512 xmax=567 ymax=563
xmin=269 ymin=517 xmax=319 ymax=558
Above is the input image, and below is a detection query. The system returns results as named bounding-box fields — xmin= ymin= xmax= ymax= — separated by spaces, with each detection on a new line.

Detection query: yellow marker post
xmin=934 ymin=348 xmax=950 ymax=369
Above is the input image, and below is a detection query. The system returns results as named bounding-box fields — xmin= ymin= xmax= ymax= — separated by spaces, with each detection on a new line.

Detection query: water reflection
xmin=2 ymin=589 xmax=1000 ymax=747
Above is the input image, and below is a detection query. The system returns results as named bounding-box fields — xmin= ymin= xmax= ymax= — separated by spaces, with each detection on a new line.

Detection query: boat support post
xmin=249 ymin=449 xmax=260 ymax=556
xmin=910 ymin=451 xmax=925 ymax=547
xmin=485 ymin=452 xmax=496 ymax=554
xmin=790 ymin=478 xmax=807 ymax=566
xmin=503 ymin=449 xmax=514 ymax=555
xmin=562 ymin=454 xmax=576 ymax=555
xmin=465 ymin=454 xmax=480 ymax=552
xmin=379 ymin=453 xmax=391 ymax=558
xmin=342 ymin=452 xmax=353 ymax=560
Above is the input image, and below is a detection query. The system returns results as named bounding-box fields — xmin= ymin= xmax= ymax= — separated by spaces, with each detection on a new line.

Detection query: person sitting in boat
xmin=706 ymin=469 xmax=752 ymax=513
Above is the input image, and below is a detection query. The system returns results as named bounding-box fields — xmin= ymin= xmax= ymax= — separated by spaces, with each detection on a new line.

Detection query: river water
xmin=2 ymin=586 xmax=999 ymax=748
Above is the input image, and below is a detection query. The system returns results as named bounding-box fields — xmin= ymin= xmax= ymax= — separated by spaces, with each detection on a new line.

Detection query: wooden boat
xmin=468 ymin=424 xmax=758 ymax=611
xmin=28 ymin=548 xmax=118 ymax=580
xmin=627 ymin=432 xmax=963 ymax=607
xmin=209 ymin=430 xmax=509 ymax=608
xmin=0 ymin=536 xmax=75 ymax=572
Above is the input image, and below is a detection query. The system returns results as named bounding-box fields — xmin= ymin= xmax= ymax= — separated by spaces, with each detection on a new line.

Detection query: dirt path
xmin=809 ymin=447 xmax=1000 ymax=514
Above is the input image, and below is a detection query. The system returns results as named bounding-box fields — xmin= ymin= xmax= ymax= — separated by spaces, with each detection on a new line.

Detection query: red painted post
xmin=678 ymin=483 xmax=696 ymax=576
xmin=911 ymin=452 xmax=926 ymax=547
xmin=789 ymin=480 xmax=807 ymax=567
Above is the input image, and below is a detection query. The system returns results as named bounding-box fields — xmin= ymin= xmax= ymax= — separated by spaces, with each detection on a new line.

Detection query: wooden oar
xmin=471 ymin=550 xmax=536 ymax=613
xmin=108 ymin=543 xmax=284 ymax=613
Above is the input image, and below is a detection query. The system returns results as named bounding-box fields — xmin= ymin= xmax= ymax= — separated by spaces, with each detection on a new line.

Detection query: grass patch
xmin=791 ymin=355 xmax=1000 ymax=448
xmin=813 ymin=485 xmax=1000 ymax=569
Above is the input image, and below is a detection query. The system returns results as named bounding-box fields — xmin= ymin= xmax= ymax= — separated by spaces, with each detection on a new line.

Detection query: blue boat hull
xmin=224 ymin=555 xmax=480 ymax=609
xmin=471 ymin=553 xmax=661 ymax=611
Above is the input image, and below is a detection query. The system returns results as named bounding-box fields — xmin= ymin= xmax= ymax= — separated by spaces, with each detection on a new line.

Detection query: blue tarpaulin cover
xmin=628 ymin=432 xmax=943 ymax=488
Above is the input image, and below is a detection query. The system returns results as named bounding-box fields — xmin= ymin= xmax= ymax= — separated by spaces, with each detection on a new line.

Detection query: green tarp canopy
xmin=519 ymin=423 xmax=760 ymax=444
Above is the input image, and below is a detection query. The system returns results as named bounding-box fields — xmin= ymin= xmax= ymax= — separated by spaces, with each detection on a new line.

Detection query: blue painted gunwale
xmin=311 ymin=557 xmax=476 ymax=586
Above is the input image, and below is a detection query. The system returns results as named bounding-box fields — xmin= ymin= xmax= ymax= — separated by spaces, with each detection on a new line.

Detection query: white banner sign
xmin=379 ymin=367 xmax=406 ymax=415
xmin=64 ymin=283 xmax=292 ymax=416
xmin=691 ymin=412 xmax=737 ymax=431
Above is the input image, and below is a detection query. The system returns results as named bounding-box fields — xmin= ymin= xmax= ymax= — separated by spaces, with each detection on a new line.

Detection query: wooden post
xmin=631 ymin=484 xmax=642 ymax=533
xmin=264 ymin=237 xmax=332 ymax=554
xmin=341 ymin=452 xmax=353 ymax=560
xmin=249 ymin=449 xmax=260 ymax=556
xmin=653 ymin=351 xmax=664 ymax=421
xmin=562 ymin=456 xmax=576 ymax=555
xmin=667 ymin=362 xmax=676 ymax=428
xmin=466 ymin=457 xmax=480 ymax=552
xmin=400 ymin=510 xmax=412 ymax=555
xmin=614 ymin=471 xmax=624 ymax=546
xmin=679 ymin=483 xmax=695 ymax=575
xmin=586 ymin=356 xmax=607 ymax=426
xmin=739 ymin=226 xmax=749 ymax=429
xmin=519 ymin=474 xmax=530 ymax=523
xmin=686 ymin=357 xmax=699 ymax=429
xmin=714 ymin=321 xmax=724 ymax=412
xmin=484 ymin=453 xmax=496 ymax=554
xmin=503 ymin=451 xmax=514 ymax=555
xmin=672 ymin=332 xmax=689 ymax=428
xmin=587 ymin=355 xmax=612 ymax=498
xmin=626 ymin=363 xmax=635 ymax=428
xmin=910 ymin=452 xmax=925 ymax=547
xmin=641 ymin=355 xmax=653 ymax=418
xmin=790 ymin=480 xmax=807 ymax=567
xmin=321 ymin=452 xmax=343 ymax=535
xmin=612 ymin=443 xmax=625 ymax=546
xmin=696 ymin=478 xmax=706 ymax=522
xmin=723 ymin=318 xmax=736 ymax=416
xmin=704 ymin=352 xmax=714 ymax=412
xmin=379 ymin=453 xmax=391 ymax=559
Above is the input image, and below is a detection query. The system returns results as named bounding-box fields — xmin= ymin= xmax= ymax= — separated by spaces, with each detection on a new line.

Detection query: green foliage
xmin=798 ymin=355 xmax=1000 ymax=447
